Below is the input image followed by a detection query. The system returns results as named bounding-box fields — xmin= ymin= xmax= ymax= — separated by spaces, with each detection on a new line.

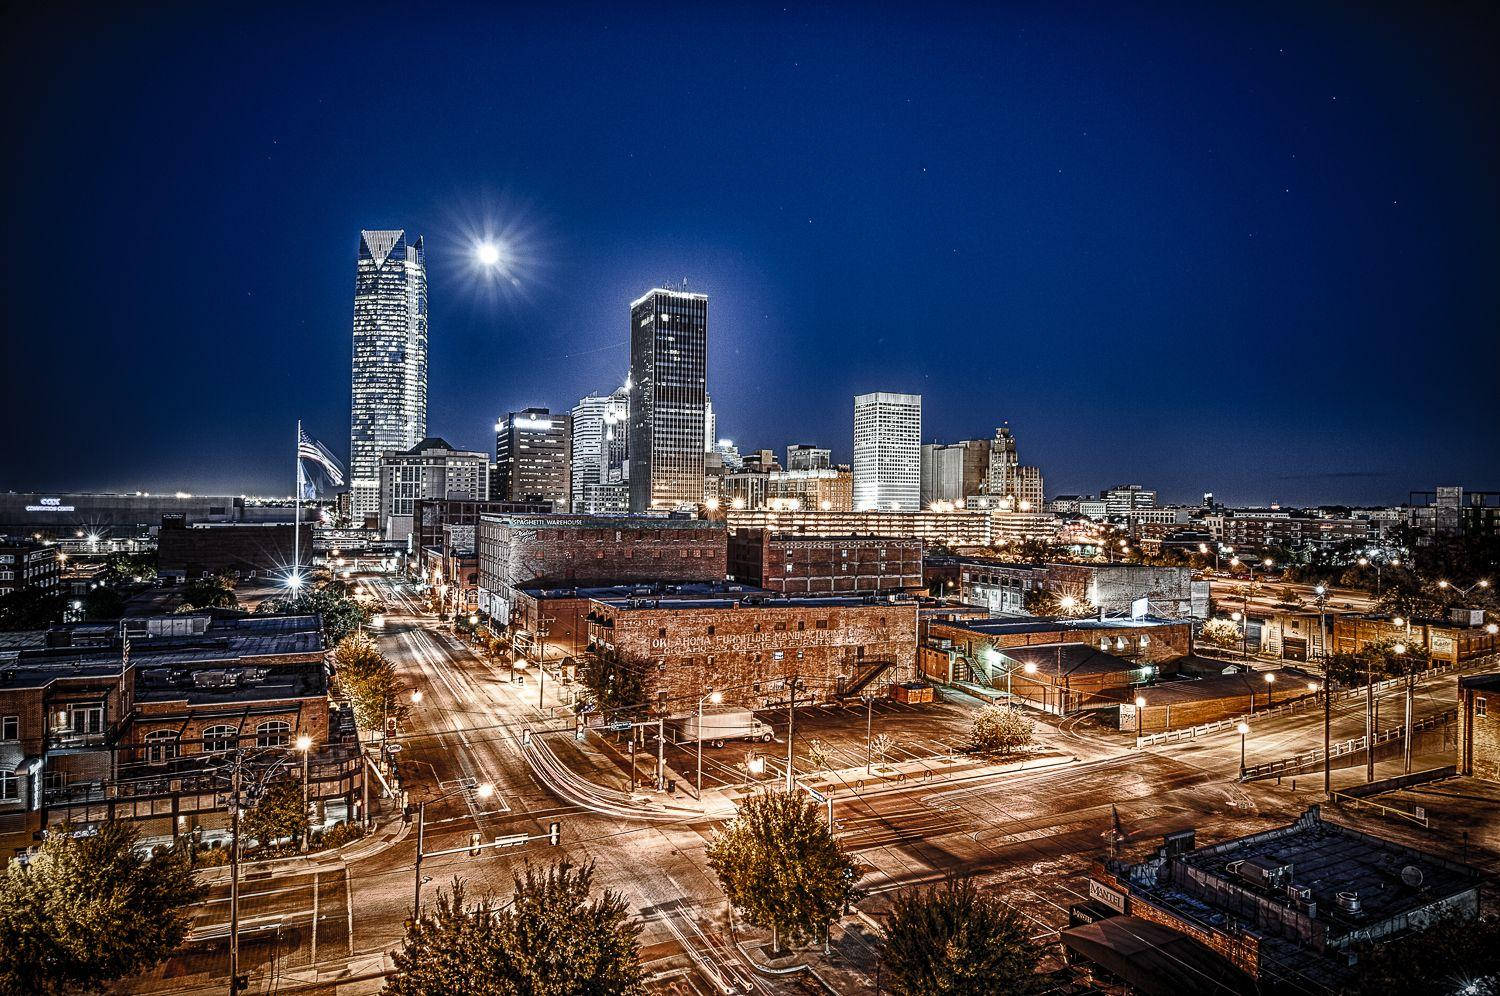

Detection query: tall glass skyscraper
xmin=349 ymin=230 xmax=428 ymax=521
xmin=628 ymin=288 xmax=708 ymax=511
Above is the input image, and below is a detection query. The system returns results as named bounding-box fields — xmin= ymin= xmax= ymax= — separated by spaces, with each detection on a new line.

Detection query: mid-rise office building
xmin=723 ymin=468 xmax=854 ymax=513
xmin=350 ymin=230 xmax=428 ymax=523
xmin=984 ymin=425 xmax=1045 ymax=511
xmin=853 ymin=392 xmax=921 ymax=512
xmin=786 ymin=444 xmax=832 ymax=472
xmin=1104 ymin=484 xmax=1158 ymax=517
xmin=921 ymin=439 xmax=990 ymax=507
xmin=629 ymin=288 xmax=708 ymax=511
xmin=377 ymin=437 xmax=488 ymax=543
xmin=0 ymin=538 xmax=61 ymax=597
xmin=570 ymin=391 xmax=629 ymax=512
xmin=494 ymin=409 xmax=572 ymax=511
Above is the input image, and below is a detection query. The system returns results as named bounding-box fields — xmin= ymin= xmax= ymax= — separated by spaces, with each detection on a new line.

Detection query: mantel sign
xmin=1088 ymin=878 xmax=1129 ymax=915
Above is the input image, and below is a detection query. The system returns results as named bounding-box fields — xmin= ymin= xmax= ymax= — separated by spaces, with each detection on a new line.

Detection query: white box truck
xmin=678 ymin=710 xmax=775 ymax=747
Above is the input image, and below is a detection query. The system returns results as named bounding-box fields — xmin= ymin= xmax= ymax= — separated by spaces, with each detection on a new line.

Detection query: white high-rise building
xmin=350 ymin=230 xmax=428 ymax=522
xmin=378 ymin=437 xmax=487 ymax=544
xmin=852 ymin=392 xmax=921 ymax=512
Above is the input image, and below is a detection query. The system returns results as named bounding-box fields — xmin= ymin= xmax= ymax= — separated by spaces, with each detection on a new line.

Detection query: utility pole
xmin=1366 ymin=656 xmax=1376 ymax=783
xmin=229 ymin=761 xmax=241 ymax=995
xmin=1319 ymin=588 xmax=1332 ymax=799
xmin=1403 ymin=665 xmax=1414 ymax=774
xmin=413 ymin=801 xmax=427 ymax=913
xmin=785 ymin=678 xmax=799 ymax=793
xmin=657 ymin=716 xmax=665 ymax=790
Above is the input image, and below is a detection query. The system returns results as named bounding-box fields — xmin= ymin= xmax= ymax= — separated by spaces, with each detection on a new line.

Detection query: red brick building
xmin=475 ymin=514 xmax=727 ymax=625
xmin=726 ymin=530 xmax=922 ymax=594
xmin=1459 ymin=673 xmax=1500 ymax=782
xmin=1332 ymin=614 xmax=1499 ymax=666
xmin=585 ymin=592 xmax=919 ymax=714
xmin=0 ymin=613 xmax=358 ymax=863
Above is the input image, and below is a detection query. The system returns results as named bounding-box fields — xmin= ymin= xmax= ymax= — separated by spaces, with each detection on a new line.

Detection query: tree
xmin=806 ymin=738 xmax=833 ymax=774
xmin=0 ymin=822 xmax=205 ymax=995
xmin=242 ymin=775 xmax=309 ymax=849
xmin=705 ymin=789 xmax=861 ymax=951
xmin=81 ymin=584 xmax=125 ymax=621
xmin=870 ymin=733 xmax=895 ymax=766
xmin=1201 ymin=617 xmax=1241 ymax=651
xmin=180 ymin=574 xmax=238 ymax=609
xmin=968 ymin=705 xmax=1035 ymax=757
xmin=331 ymin=632 xmax=403 ymax=733
xmin=882 ymin=877 xmax=1044 ymax=996
xmin=384 ymin=862 xmax=646 ymax=996
xmin=1343 ymin=908 xmax=1500 ymax=995
xmin=258 ymin=582 xmax=369 ymax=645
xmin=0 ymin=587 xmax=66 ymax=631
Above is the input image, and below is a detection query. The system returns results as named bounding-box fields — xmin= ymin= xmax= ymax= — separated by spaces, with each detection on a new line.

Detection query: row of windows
xmin=138 ymin=721 xmax=292 ymax=762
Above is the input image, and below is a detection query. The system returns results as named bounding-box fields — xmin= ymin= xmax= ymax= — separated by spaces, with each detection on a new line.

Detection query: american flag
xmin=297 ymin=426 xmax=345 ymax=498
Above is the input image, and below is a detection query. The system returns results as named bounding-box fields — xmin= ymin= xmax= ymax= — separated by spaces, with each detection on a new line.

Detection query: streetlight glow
xmin=476 ymin=782 xmax=495 ymax=799
xmin=709 ymin=690 xmax=724 ymax=705
xmin=1236 ymin=722 xmax=1249 ymax=736
xmin=296 ymin=735 xmax=312 ymax=752
xmin=411 ymin=690 xmax=424 ymax=704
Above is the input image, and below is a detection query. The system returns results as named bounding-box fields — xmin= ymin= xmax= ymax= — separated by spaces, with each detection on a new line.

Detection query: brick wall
xmin=477 ymin=515 xmax=727 ymax=597
xmin=590 ymin=600 xmax=919 ymax=714
xmin=727 ymin=530 xmax=922 ymax=593
xmin=1460 ymin=681 xmax=1500 ymax=781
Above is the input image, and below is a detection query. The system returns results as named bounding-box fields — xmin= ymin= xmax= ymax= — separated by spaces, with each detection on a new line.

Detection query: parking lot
xmin=656 ymin=696 xmax=983 ymax=791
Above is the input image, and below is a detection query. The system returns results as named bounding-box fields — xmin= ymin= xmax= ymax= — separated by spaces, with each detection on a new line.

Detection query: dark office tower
xmin=350 ymin=230 xmax=427 ymax=522
xmin=628 ymin=288 xmax=708 ymax=511
xmin=494 ymin=408 xmax=572 ymax=511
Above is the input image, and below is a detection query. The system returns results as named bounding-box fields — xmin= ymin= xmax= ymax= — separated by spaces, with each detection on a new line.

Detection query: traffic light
xmin=549 ymin=821 xmax=561 ymax=846
xmin=468 ymin=832 xmax=481 ymax=856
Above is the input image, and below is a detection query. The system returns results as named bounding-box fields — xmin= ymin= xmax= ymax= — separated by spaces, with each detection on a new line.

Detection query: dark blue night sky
xmin=3 ymin=2 xmax=1496 ymax=505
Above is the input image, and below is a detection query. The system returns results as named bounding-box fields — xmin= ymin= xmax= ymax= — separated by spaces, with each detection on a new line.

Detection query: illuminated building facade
xmin=349 ymin=230 xmax=428 ymax=522
xmin=629 ymin=288 xmax=708 ymax=511
xmin=853 ymin=392 xmax=921 ymax=511
xmin=494 ymin=408 xmax=572 ymax=511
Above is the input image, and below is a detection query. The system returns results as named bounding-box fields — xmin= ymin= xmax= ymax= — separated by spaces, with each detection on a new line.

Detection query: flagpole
xmin=294 ymin=419 xmax=302 ymax=589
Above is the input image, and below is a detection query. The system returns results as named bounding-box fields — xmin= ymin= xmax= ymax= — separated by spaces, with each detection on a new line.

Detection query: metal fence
xmin=1239 ymin=708 xmax=1456 ymax=782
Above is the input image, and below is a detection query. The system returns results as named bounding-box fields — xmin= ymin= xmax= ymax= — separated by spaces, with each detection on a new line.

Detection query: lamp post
xmin=296 ymin=734 xmax=312 ymax=852
xmin=1237 ymin=721 xmax=1249 ymax=777
xmin=1264 ymin=672 xmax=1276 ymax=709
xmin=984 ymin=647 xmax=1037 ymax=710
xmin=864 ymin=694 xmax=875 ymax=774
xmin=696 ymin=689 xmax=723 ymax=798
xmin=1316 ymin=584 xmax=1332 ymax=799
xmin=1134 ymin=695 xmax=1146 ymax=743
xmin=415 ymin=781 xmax=495 ymax=914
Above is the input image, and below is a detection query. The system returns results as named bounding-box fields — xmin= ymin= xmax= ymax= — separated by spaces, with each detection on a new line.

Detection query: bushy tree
xmin=705 ymin=789 xmax=861 ymax=951
xmin=969 ymin=705 xmax=1034 ymax=757
xmin=331 ymin=632 xmax=403 ymax=733
xmin=882 ymin=877 xmax=1043 ymax=996
xmin=1344 ymin=908 xmax=1500 ymax=995
xmin=1201 ymin=617 xmax=1241 ymax=651
xmin=180 ymin=574 xmax=239 ymax=609
xmin=384 ymin=862 xmax=645 ymax=996
xmin=242 ymin=775 xmax=309 ymax=849
xmin=0 ymin=822 xmax=205 ymax=994
xmin=259 ymin=581 xmax=368 ymax=645
xmin=579 ymin=648 xmax=646 ymax=717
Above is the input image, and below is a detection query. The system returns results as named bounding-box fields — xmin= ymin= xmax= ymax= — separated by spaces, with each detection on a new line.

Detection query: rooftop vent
xmin=1336 ymin=891 xmax=1361 ymax=914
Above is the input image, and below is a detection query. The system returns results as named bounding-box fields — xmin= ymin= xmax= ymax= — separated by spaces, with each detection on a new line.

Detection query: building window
xmin=257 ymin=721 xmax=291 ymax=748
xmin=0 ymin=716 xmax=16 ymax=742
xmin=707 ymin=626 xmax=715 ymax=635
xmin=797 ymin=620 xmax=805 ymax=631
xmin=0 ymin=770 xmax=17 ymax=803
xmin=658 ymin=628 xmax=667 ymax=638
xmin=1480 ymin=697 xmax=1488 ymax=719
xmin=203 ymin=724 xmax=238 ymax=753
xmin=144 ymin=730 xmax=179 ymax=764
xmin=816 ymin=620 xmax=828 ymax=630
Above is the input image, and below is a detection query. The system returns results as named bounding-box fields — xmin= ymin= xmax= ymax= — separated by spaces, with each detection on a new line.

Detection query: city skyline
xmin=2 ymin=5 xmax=1497 ymax=506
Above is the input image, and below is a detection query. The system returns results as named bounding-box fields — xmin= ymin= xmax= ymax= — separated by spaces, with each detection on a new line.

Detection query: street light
xmin=1237 ymin=721 xmax=1249 ymax=777
xmin=1133 ymin=695 xmax=1146 ymax=743
xmin=1264 ymin=672 xmax=1276 ymax=708
xmin=296 ymin=735 xmax=313 ymax=852
xmin=984 ymin=648 xmax=1037 ymax=710
xmin=696 ymin=689 xmax=723 ymax=798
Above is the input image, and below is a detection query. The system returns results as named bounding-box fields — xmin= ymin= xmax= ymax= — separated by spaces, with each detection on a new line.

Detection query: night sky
xmin=3 ymin=2 xmax=1496 ymax=505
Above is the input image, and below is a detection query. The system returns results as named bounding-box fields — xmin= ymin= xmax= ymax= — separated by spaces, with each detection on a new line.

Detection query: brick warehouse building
xmin=156 ymin=518 xmax=307 ymax=580
xmin=0 ymin=613 xmax=360 ymax=862
xmin=1459 ymin=673 xmax=1500 ymax=782
xmin=726 ymin=529 xmax=922 ymax=594
xmin=585 ymin=592 xmax=919 ymax=715
xmin=475 ymin=513 xmax=727 ymax=624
